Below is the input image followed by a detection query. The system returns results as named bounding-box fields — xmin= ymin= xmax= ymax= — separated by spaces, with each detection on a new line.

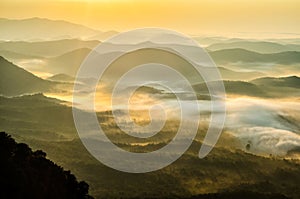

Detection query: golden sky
xmin=1 ymin=0 xmax=300 ymax=37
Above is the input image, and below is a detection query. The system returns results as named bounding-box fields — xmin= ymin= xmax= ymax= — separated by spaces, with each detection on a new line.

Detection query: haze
xmin=1 ymin=0 xmax=300 ymax=38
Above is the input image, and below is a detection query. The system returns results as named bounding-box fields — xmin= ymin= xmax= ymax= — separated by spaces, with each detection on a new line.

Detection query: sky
xmin=1 ymin=0 xmax=300 ymax=37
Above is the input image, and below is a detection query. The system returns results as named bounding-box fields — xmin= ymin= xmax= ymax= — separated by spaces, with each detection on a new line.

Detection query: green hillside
xmin=251 ymin=76 xmax=300 ymax=89
xmin=0 ymin=56 xmax=55 ymax=96
xmin=45 ymin=48 xmax=92 ymax=76
xmin=1 ymin=94 xmax=300 ymax=199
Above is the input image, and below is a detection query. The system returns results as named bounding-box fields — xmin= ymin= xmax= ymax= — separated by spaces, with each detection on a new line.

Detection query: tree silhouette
xmin=0 ymin=132 xmax=93 ymax=199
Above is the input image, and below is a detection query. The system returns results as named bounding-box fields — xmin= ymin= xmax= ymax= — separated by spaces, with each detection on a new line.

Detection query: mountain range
xmin=207 ymin=41 xmax=300 ymax=53
xmin=33 ymin=47 xmax=266 ymax=79
xmin=0 ymin=39 xmax=99 ymax=57
xmin=0 ymin=18 xmax=116 ymax=41
xmin=1 ymin=17 xmax=300 ymax=199
xmin=1 ymin=52 xmax=299 ymax=99
xmin=192 ymin=76 xmax=300 ymax=98
xmin=209 ymin=49 xmax=300 ymax=64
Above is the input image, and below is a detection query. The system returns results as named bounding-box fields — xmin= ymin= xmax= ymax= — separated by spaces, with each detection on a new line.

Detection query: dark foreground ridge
xmin=0 ymin=132 xmax=93 ymax=199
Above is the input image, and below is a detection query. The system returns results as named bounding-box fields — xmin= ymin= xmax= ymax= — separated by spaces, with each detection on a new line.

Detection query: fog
xmin=225 ymin=97 xmax=300 ymax=156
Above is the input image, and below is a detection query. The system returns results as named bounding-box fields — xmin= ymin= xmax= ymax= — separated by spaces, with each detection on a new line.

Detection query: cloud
xmin=233 ymin=127 xmax=300 ymax=156
xmin=225 ymin=97 xmax=300 ymax=155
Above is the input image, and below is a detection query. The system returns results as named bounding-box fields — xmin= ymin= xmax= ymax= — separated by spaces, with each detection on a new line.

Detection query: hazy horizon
xmin=1 ymin=0 xmax=300 ymax=39
xmin=1 ymin=1 xmax=300 ymax=198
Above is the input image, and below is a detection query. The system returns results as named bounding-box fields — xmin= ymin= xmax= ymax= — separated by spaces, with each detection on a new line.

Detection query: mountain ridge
xmin=0 ymin=39 xmax=100 ymax=57
xmin=0 ymin=56 xmax=55 ymax=96
xmin=207 ymin=41 xmax=300 ymax=53
xmin=209 ymin=48 xmax=300 ymax=64
xmin=0 ymin=18 xmax=116 ymax=41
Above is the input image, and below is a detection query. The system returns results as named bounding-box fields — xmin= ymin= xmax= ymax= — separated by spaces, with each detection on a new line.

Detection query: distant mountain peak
xmin=0 ymin=17 xmax=116 ymax=41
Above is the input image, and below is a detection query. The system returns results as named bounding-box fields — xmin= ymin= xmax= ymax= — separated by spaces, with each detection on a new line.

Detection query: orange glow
xmin=1 ymin=0 xmax=300 ymax=37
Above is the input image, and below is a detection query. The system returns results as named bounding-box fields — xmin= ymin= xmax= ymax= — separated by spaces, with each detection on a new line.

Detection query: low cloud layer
xmin=225 ymin=97 xmax=300 ymax=156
